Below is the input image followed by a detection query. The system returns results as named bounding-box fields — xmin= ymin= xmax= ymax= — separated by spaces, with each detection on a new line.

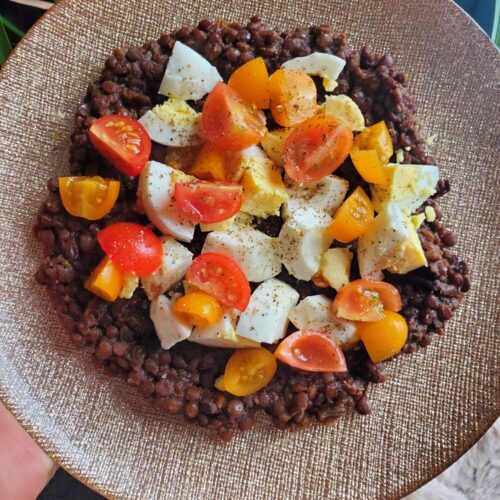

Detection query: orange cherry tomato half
xmin=185 ymin=253 xmax=251 ymax=311
xmin=357 ymin=311 xmax=408 ymax=363
xmin=97 ymin=222 xmax=162 ymax=277
xmin=201 ymin=82 xmax=267 ymax=151
xmin=224 ymin=347 xmax=277 ymax=396
xmin=174 ymin=182 xmax=243 ymax=224
xmin=283 ymin=115 xmax=353 ymax=183
xmin=332 ymin=279 xmax=402 ymax=322
xmin=89 ymin=115 xmax=151 ymax=176
xmin=228 ymin=57 xmax=270 ymax=109
xmin=269 ymin=68 xmax=317 ymax=127
xmin=275 ymin=330 xmax=347 ymax=373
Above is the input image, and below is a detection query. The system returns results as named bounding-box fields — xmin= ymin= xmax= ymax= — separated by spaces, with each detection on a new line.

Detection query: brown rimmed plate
xmin=0 ymin=0 xmax=498 ymax=498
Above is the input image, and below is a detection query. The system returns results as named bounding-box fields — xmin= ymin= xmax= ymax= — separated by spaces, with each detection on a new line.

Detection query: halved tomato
xmin=275 ymin=330 xmax=347 ymax=373
xmin=283 ymin=115 xmax=353 ymax=183
xmin=201 ymin=82 xmax=267 ymax=151
xmin=97 ymin=222 xmax=162 ymax=277
xmin=332 ymin=279 xmax=402 ymax=322
xmin=185 ymin=253 xmax=251 ymax=311
xmin=224 ymin=347 xmax=277 ymax=396
xmin=228 ymin=57 xmax=270 ymax=109
xmin=89 ymin=115 xmax=151 ymax=176
xmin=174 ymin=182 xmax=243 ymax=224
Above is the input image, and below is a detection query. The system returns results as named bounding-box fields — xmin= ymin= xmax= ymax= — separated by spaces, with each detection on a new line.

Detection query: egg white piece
xmin=138 ymin=108 xmax=202 ymax=147
xmin=150 ymin=295 xmax=193 ymax=349
xmin=279 ymin=207 xmax=334 ymax=281
xmin=202 ymin=224 xmax=281 ymax=282
xmin=237 ymin=279 xmax=299 ymax=344
xmin=283 ymin=174 xmax=348 ymax=218
xmin=141 ymin=236 xmax=193 ymax=300
xmin=282 ymin=52 xmax=346 ymax=91
xmin=189 ymin=310 xmax=259 ymax=349
xmin=138 ymin=161 xmax=197 ymax=242
xmin=288 ymin=295 xmax=359 ymax=349
xmin=159 ymin=41 xmax=222 ymax=100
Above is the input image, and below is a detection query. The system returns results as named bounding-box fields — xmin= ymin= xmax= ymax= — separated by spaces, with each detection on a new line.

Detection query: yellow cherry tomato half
xmin=190 ymin=142 xmax=227 ymax=182
xmin=357 ymin=310 xmax=408 ymax=363
xmin=84 ymin=256 xmax=124 ymax=302
xmin=59 ymin=176 xmax=120 ymax=221
xmin=224 ymin=347 xmax=277 ymax=397
xmin=228 ymin=57 xmax=270 ymax=109
xmin=269 ymin=68 xmax=317 ymax=127
xmin=172 ymin=291 xmax=222 ymax=328
xmin=328 ymin=186 xmax=374 ymax=243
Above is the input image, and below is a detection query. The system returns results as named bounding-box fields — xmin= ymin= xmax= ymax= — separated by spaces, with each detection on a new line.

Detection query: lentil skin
xmin=35 ymin=16 xmax=469 ymax=440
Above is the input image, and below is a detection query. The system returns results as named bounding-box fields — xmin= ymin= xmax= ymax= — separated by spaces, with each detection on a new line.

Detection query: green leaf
xmin=0 ymin=20 xmax=12 ymax=66
xmin=0 ymin=14 xmax=24 ymax=39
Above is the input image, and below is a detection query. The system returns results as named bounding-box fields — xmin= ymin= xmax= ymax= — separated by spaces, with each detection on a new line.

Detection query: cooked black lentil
xmin=34 ymin=16 xmax=469 ymax=441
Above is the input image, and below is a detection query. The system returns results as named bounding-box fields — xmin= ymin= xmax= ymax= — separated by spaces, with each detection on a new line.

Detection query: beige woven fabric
xmin=0 ymin=0 xmax=498 ymax=498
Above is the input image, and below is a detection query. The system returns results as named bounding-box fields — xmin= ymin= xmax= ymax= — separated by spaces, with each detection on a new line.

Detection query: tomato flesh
xmin=185 ymin=253 xmax=251 ymax=311
xmin=332 ymin=279 xmax=402 ymax=322
xmin=174 ymin=182 xmax=243 ymax=224
xmin=89 ymin=115 xmax=151 ymax=176
xmin=97 ymin=222 xmax=162 ymax=277
xmin=275 ymin=330 xmax=347 ymax=373
xmin=283 ymin=115 xmax=353 ymax=183
xmin=224 ymin=348 xmax=277 ymax=396
xmin=201 ymin=82 xmax=267 ymax=151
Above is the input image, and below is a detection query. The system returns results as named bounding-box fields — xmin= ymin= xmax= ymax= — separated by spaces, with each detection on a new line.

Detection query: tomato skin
xmin=201 ymin=82 xmax=267 ymax=151
xmin=97 ymin=222 xmax=162 ymax=277
xmin=228 ymin=57 xmax=270 ymax=109
xmin=174 ymin=182 xmax=243 ymax=224
xmin=275 ymin=330 xmax=347 ymax=373
xmin=224 ymin=348 xmax=277 ymax=396
xmin=89 ymin=115 xmax=151 ymax=176
xmin=283 ymin=115 xmax=353 ymax=183
xmin=84 ymin=256 xmax=124 ymax=302
xmin=59 ymin=176 xmax=120 ymax=221
xmin=172 ymin=291 xmax=222 ymax=328
xmin=332 ymin=279 xmax=402 ymax=322
xmin=186 ymin=253 xmax=251 ymax=311
xmin=358 ymin=311 xmax=408 ymax=363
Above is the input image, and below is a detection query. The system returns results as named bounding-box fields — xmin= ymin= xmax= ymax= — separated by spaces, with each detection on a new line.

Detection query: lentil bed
xmin=34 ymin=16 xmax=470 ymax=441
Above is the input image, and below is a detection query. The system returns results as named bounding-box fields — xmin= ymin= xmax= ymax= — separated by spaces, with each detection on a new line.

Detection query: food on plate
xmin=35 ymin=16 xmax=470 ymax=441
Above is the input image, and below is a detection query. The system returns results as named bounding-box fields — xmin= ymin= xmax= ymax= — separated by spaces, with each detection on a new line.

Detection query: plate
xmin=0 ymin=1 xmax=498 ymax=498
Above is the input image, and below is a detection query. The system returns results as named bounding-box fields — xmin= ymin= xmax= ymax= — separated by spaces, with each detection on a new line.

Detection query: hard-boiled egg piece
xmin=138 ymin=99 xmax=202 ymax=147
xmin=141 ymin=236 xmax=193 ymax=300
xmin=189 ymin=310 xmax=260 ymax=348
xmin=282 ymin=52 xmax=346 ymax=92
xmin=199 ymin=215 xmax=236 ymax=233
xmin=357 ymin=203 xmax=427 ymax=280
xmin=319 ymin=247 xmax=352 ymax=291
xmin=225 ymin=145 xmax=270 ymax=182
xmin=288 ymin=295 xmax=359 ymax=349
xmin=237 ymin=278 xmax=299 ymax=344
xmin=158 ymin=41 xmax=222 ymax=100
xmin=279 ymin=207 xmax=334 ymax=281
xmin=202 ymin=224 xmax=281 ymax=282
xmin=370 ymin=163 xmax=439 ymax=215
xmin=150 ymin=295 xmax=192 ymax=349
xmin=260 ymin=128 xmax=292 ymax=167
xmin=119 ymin=274 xmax=139 ymax=299
xmin=282 ymin=174 xmax=348 ymax=218
xmin=138 ymin=161 xmax=197 ymax=242
xmin=319 ymin=95 xmax=365 ymax=131
xmin=240 ymin=157 xmax=288 ymax=218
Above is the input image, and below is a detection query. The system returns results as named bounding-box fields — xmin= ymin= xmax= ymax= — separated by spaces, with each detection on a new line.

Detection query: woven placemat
xmin=0 ymin=0 xmax=498 ymax=498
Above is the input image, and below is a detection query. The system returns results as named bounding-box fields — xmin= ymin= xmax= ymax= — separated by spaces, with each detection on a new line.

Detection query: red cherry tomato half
xmin=89 ymin=115 xmax=151 ymax=176
xmin=174 ymin=182 xmax=243 ymax=224
xmin=275 ymin=330 xmax=347 ymax=373
xmin=332 ymin=279 xmax=402 ymax=322
xmin=97 ymin=222 xmax=162 ymax=277
xmin=201 ymin=82 xmax=268 ymax=151
xmin=283 ymin=115 xmax=353 ymax=183
xmin=185 ymin=253 xmax=251 ymax=311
